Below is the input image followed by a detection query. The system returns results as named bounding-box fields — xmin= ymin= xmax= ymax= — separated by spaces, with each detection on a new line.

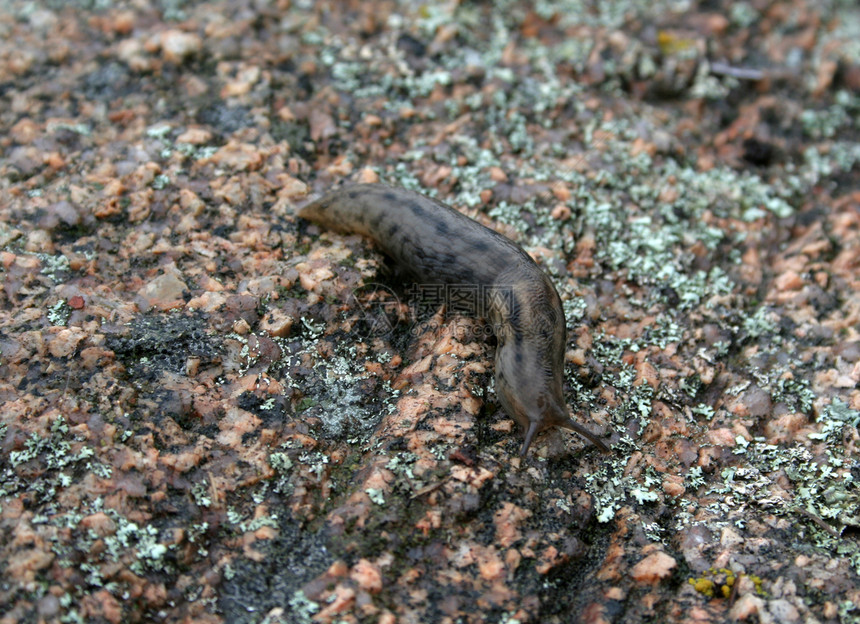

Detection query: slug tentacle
xmin=298 ymin=183 xmax=609 ymax=456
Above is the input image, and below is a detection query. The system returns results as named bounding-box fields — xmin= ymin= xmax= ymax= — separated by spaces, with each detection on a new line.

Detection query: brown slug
xmin=298 ymin=183 xmax=609 ymax=456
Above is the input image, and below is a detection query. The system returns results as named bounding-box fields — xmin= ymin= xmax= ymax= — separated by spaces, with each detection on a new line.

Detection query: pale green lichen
xmin=772 ymin=376 xmax=816 ymax=414
xmin=239 ymin=513 xmax=279 ymax=534
xmin=838 ymin=600 xmax=858 ymax=623
xmin=269 ymin=451 xmax=294 ymax=473
xmin=729 ymin=2 xmax=760 ymax=28
xmin=226 ymin=507 xmax=244 ymax=525
xmin=560 ymin=293 xmax=588 ymax=323
xmin=585 ymin=452 xmax=663 ymax=523
xmin=151 ymin=173 xmax=170 ymax=189
xmin=268 ymin=449 xmax=296 ymax=497
xmin=742 ymin=306 xmax=779 ymax=338
xmin=145 ymin=123 xmax=172 ymax=139
xmin=9 ymin=416 xmax=99 ymax=472
xmin=684 ymin=466 xmax=706 ymax=490
xmin=691 ymin=404 xmax=715 ymax=419
xmin=810 ymin=398 xmax=860 ymax=445
xmin=385 ymin=453 xmax=417 ymax=482
xmin=697 ymin=420 xmax=860 ymax=573
xmin=365 ymin=487 xmax=386 ymax=505
xmin=45 ymin=120 xmax=90 ymax=136
xmin=188 ymin=522 xmax=210 ymax=557
xmin=192 ymin=481 xmax=212 ymax=508
xmin=38 ymin=252 xmax=70 ymax=282
xmin=287 ymin=589 xmax=320 ymax=624
xmin=298 ymin=451 xmax=330 ymax=479
xmin=800 ymin=90 xmax=859 ymax=139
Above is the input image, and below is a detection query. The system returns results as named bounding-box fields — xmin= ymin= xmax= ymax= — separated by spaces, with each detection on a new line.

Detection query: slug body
xmin=299 ymin=184 xmax=608 ymax=455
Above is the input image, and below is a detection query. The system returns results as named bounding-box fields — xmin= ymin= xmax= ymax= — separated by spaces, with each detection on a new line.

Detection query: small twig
xmin=795 ymin=506 xmax=842 ymax=538
xmin=728 ymin=573 xmax=740 ymax=607
xmin=411 ymin=479 xmax=448 ymax=499
xmin=709 ymin=61 xmax=765 ymax=81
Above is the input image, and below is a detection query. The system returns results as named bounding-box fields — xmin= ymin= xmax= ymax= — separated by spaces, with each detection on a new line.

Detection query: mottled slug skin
xmin=299 ymin=184 xmax=608 ymax=455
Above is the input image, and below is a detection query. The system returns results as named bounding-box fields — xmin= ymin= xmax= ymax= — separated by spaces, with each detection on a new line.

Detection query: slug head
xmin=489 ymin=269 xmax=609 ymax=455
xmin=494 ymin=354 xmax=609 ymax=456
xmin=492 ymin=353 xmax=576 ymax=455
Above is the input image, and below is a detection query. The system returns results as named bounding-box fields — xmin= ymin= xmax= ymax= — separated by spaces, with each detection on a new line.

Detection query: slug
xmin=298 ymin=183 xmax=609 ymax=456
